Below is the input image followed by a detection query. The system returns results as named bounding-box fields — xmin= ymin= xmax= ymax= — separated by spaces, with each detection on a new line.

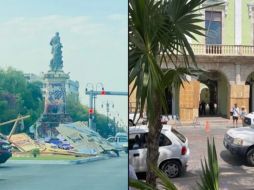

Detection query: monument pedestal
xmin=37 ymin=70 xmax=72 ymax=138
xmin=36 ymin=33 xmax=74 ymax=138
xmin=37 ymin=114 xmax=72 ymax=137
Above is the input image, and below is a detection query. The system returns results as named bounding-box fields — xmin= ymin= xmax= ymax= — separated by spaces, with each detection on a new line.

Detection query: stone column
xmin=252 ymin=84 xmax=254 ymax=112
xmin=228 ymin=84 xmax=250 ymax=118
xmin=172 ymin=87 xmax=176 ymax=116
xmin=179 ymin=79 xmax=200 ymax=123
xmin=235 ymin=64 xmax=241 ymax=84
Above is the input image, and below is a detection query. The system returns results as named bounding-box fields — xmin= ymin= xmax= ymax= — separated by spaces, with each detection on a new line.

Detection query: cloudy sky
xmin=0 ymin=0 xmax=128 ymax=127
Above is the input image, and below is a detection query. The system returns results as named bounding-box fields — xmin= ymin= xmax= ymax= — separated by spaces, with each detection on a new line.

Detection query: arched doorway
xmin=246 ymin=72 xmax=254 ymax=112
xmin=198 ymin=70 xmax=228 ymax=117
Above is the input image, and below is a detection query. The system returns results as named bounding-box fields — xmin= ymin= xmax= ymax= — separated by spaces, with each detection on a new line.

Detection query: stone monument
xmin=37 ymin=32 xmax=72 ymax=137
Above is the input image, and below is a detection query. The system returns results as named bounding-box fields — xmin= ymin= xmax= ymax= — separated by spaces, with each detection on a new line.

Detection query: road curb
xmin=7 ymin=155 xmax=112 ymax=165
xmin=7 ymin=160 xmax=71 ymax=165
xmin=70 ymin=155 xmax=110 ymax=165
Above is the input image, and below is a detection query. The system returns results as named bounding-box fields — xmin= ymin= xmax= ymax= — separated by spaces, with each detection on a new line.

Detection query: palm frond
xmin=196 ymin=137 xmax=219 ymax=190
xmin=150 ymin=165 xmax=178 ymax=190
xmin=129 ymin=165 xmax=178 ymax=190
xmin=129 ymin=178 xmax=155 ymax=190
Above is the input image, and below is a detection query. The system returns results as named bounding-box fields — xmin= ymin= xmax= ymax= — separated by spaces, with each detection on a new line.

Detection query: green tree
xmin=66 ymin=94 xmax=118 ymax=138
xmin=66 ymin=94 xmax=89 ymax=121
xmin=0 ymin=68 xmax=43 ymax=134
xmin=129 ymin=0 xmax=220 ymax=186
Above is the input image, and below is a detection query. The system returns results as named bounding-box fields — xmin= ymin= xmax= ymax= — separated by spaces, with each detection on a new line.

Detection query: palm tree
xmin=129 ymin=0 xmax=221 ymax=187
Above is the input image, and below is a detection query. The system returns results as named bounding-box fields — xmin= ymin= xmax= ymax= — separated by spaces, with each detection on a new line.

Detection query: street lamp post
xmin=85 ymin=82 xmax=104 ymax=130
xmin=93 ymin=83 xmax=104 ymax=130
xmin=101 ymin=100 xmax=114 ymax=135
xmin=85 ymin=86 xmax=127 ymax=131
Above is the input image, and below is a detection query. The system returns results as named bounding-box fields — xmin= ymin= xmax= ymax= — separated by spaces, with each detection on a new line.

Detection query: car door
xmin=129 ymin=133 xmax=147 ymax=172
xmin=157 ymin=132 xmax=175 ymax=164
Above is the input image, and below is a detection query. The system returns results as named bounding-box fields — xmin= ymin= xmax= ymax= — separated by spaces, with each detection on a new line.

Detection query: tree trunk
xmin=146 ymin=93 xmax=162 ymax=187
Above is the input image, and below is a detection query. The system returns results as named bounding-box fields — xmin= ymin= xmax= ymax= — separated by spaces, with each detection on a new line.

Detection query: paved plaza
xmin=170 ymin=118 xmax=254 ymax=190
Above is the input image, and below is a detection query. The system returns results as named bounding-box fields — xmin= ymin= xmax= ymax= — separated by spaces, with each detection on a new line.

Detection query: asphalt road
xmin=0 ymin=153 xmax=128 ymax=190
xmin=170 ymin=122 xmax=254 ymax=190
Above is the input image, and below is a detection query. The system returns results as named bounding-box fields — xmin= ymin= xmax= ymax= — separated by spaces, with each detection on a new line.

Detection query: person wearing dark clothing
xmin=209 ymin=102 xmax=215 ymax=115
xmin=201 ymin=101 xmax=206 ymax=115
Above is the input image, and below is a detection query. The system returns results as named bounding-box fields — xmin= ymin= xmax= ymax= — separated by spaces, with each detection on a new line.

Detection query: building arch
xmin=246 ymin=72 xmax=254 ymax=112
xmin=240 ymin=64 xmax=254 ymax=83
xmin=198 ymin=69 xmax=229 ymax=117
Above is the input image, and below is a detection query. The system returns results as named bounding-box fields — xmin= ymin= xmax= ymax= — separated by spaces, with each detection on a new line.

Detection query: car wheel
xmin=246 ymin=148 xmax=254 ymax=166
xmin=161 ymin=160 xmax=181 ymax=178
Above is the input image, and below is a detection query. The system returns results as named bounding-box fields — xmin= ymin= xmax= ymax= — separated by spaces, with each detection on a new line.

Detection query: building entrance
xmin=246 ymin=72 xmax=254 ymax=113
xmin=199 ymin=80 xmax=217 ymax=116
xmin=198 ymin=70 xmax=228 ymax=118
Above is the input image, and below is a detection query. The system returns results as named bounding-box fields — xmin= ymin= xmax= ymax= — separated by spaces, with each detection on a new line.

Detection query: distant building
xmin=24 ymin=73 xmax=43 ymax=83
xmin=24 ymin=73 xmax=79 ymax=101
xmin=65 ymin=79 xmax=79 ymax=101
xmin=24 ymin=73 xmax=44 ymax=90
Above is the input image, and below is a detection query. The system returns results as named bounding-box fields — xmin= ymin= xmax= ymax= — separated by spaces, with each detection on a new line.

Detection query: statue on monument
xmin=50 ymin=32 xmax=63 ymax=71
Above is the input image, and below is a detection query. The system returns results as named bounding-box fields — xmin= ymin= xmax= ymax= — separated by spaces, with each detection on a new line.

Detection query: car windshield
xmin=119 ymin=137 xmax=128 ymax=142
xmin=171 ymin=128 xmax=186 ymax=143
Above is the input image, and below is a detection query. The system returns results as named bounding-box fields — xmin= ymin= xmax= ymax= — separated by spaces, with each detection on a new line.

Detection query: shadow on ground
xmin=220 ymin=150 xmax=247 ymax=166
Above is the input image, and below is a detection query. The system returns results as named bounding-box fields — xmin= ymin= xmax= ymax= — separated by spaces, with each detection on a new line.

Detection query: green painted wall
xmin=224 ymin=0 xmax=235 ymax=44
xmin=242 ymin=0 xmax=252 ymax=45
xmin=193 ymin=0 xmax=254 ymax=45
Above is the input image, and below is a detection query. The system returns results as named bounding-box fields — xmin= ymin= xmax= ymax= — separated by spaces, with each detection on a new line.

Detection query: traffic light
xmin=101 ymin=88 xmax=106 ymax=95
xmin=89 ymin=108 xmax=94 ymax=114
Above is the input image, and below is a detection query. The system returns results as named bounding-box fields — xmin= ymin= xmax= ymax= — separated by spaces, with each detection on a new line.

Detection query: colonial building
xmin=129 ymin=0 xmax=254 ymax=123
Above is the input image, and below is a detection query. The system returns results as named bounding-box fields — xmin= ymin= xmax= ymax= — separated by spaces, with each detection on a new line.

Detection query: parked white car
xmin=224 ymin=125 xmax=254 ymax=166
xmin=107 ymin=133 xmax=128 ymax=153
xmin=129 ymin=125 xmax=189 ymax=178
xmin=243 ymin=112 xmax=254 ymax=126
xmin=129 ymin=113 xmax=147 ymax=126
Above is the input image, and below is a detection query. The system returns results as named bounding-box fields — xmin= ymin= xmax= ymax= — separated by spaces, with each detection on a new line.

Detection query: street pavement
xmin=0 ymin=152 xmax=128 ymax=190
xmin=170 ymin=118 xmax=254 ymax=190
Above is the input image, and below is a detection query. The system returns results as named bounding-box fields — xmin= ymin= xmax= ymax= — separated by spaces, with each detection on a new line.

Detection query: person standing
xmin=231 ymin=103 xmax=240 ymax=128
xmin=201 ymin=100 xmax=206 ymax=116
xmin=240 ymin=106 xmax=247 ymax=126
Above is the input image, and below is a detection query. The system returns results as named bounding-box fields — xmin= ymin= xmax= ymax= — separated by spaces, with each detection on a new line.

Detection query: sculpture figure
xmin=49 ymin=32 xmax=63 ymax=71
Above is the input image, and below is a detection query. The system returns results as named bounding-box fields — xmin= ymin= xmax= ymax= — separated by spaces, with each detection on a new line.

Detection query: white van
xmin=224 ymin=125 xmax=254 ymax=166
xmin=129 ymin=125 xmax=189 ymax=178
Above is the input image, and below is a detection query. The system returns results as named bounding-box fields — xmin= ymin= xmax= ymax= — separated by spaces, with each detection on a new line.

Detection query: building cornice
xmin=248 ymin=2 xmax=254 ymax=18
xmin=203 ymin=0 xmax=228 ymax=17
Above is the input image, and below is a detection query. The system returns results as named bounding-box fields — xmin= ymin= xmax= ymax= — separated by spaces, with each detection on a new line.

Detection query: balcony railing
xmin=191 ymin=44 xmax=254 ymax=56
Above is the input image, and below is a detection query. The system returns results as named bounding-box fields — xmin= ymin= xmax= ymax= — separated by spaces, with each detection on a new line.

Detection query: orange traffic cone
xmin=205 ymin=120 xmax=210 ymax=132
